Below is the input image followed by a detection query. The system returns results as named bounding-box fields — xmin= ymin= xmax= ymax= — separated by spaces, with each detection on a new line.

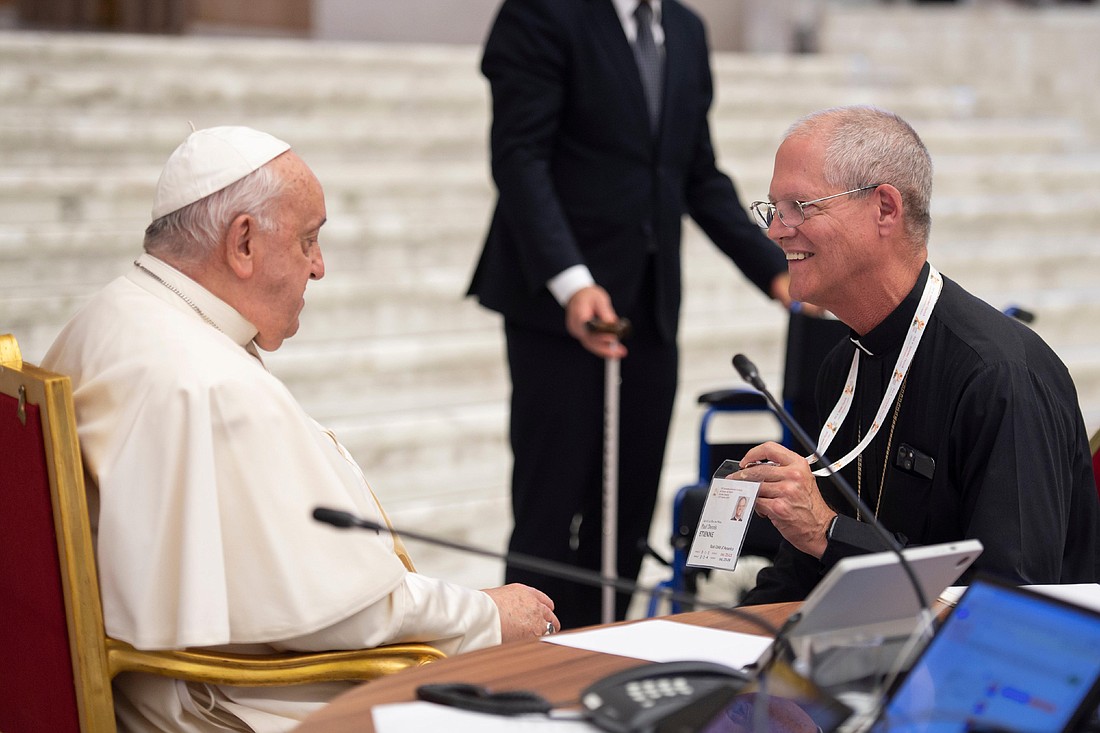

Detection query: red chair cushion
xmin=1093 ymin=444 xmax=1100 ymax=501
xmin=0 ymin=393 xmax=82 ymax=733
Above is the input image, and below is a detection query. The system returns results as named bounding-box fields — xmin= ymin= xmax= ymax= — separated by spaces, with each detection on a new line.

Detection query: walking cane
xmin=586 ymin=317 xmax=632 ymax=625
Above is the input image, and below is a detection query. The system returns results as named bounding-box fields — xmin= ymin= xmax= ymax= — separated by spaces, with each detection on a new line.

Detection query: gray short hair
xmin=143 ymin=163 xmax=285 ymax=263
xmin=785 ymin=106 xmax=933 ymax=247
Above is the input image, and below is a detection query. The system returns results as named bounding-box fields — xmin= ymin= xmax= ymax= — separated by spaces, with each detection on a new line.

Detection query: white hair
xmin=143 ymin=163 xmax=285 ymax=264
xmin=785 ymin=105 xmax=933 ymax=247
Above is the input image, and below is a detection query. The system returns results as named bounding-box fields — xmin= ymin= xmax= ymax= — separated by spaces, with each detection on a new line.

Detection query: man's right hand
xmin=732 ymin=442 xmax=835 ymax=560
xmin=565 ymin=285 xmax=627 ymax=359
xmin=483 ymin=584 xmax=560 ymax=642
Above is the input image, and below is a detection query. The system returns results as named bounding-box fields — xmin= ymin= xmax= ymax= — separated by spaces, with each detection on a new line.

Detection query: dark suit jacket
xmin=468 ymin=0 xmax=786 ymax=341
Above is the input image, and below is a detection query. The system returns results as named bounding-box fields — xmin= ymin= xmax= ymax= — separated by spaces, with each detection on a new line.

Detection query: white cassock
xmin=42 ymin=254 xmax=500 ymax=732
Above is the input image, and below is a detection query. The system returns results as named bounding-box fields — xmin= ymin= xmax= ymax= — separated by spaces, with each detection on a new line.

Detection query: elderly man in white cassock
xmin=42 ymin=126 xmax=559 ymax=732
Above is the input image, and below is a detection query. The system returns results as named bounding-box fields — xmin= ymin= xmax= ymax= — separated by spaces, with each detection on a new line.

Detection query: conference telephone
xmin=580 ymin=660 xmax=751 ymax=733
xmin=413 ymin=661 xmax=748 ymax=729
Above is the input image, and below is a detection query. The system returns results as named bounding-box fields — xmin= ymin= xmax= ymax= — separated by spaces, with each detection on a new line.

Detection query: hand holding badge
xmin=686 ymin=458 xmax=762 ymax=571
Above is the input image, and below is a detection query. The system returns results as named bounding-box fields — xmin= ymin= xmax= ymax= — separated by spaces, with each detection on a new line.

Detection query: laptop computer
xmin=869 ymin=577 xmax=1100 ymax=733
xmin=781 ymin=540 xmax=983 ymax=688
xmin=788 ymin=540 xmax=984 ymax=641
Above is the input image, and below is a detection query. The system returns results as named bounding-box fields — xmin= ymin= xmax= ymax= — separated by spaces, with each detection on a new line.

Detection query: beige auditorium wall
xmin=313 ymin=0 xmax=499 ymax=45
xmin=0 ymin=0 xmax=820 ymax=50
xmin=312 ymin=0 xmax=817 ymax=52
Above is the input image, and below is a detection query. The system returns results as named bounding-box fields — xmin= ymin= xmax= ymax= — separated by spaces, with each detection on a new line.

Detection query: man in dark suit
xmin=468 ymin=0 xmax=791 ymax=628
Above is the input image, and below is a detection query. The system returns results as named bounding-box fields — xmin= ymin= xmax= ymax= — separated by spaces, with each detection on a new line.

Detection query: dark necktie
xmin=632 ymin=0 xmax=663 ymax=132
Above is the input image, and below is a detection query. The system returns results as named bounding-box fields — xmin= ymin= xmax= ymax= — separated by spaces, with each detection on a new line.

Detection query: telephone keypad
xmin=624 ymin=676 xmax=695 ymax=708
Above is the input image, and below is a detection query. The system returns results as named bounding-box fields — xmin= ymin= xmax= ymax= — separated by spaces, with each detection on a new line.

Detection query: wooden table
xmin=295 ymin=602 xmax=800 ymax=733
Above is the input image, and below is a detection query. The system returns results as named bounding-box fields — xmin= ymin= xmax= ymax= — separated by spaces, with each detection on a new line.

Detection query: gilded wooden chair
xmin=0 ymin=334 xmax=444 ymax=733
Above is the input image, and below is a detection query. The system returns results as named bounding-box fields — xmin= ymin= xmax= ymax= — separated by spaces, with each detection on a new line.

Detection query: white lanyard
xmin=808 ymin=265 xmax=942 ymax=476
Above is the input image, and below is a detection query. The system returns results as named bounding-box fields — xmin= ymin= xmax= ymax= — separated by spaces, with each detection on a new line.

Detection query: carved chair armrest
xmin=105 ymin=637 xmax=444 ymax=687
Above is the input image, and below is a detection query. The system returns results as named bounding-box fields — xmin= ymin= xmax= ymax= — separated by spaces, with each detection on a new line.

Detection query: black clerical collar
xmin=849 ymin=262 xmax=932 ymax=358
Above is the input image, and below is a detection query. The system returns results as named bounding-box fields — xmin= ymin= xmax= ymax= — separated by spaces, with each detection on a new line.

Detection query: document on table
xmin=939 ymin=582 xmax=1100 ymax=610
xmin=372 ymin=619 xmax=775 ymax=733
xmin=543 ymin=618 xmax=774 ymax=669
xmin=373 ymin=701 xmax=596 ymax=732
xmin=1029 ymin=582 xmax=1100 ymax=611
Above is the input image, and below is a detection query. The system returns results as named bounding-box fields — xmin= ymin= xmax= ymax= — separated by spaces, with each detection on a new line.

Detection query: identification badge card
xmin=686 ymin=459 xmax=760 ymax=571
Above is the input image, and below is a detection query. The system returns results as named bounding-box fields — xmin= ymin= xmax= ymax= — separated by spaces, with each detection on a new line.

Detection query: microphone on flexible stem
xmin=313 ymin=506 xmax=843 ymax=733
xmin=730 ymin=354 xmax=929 ymax=614
xmin=311 ymin=506 xmax=782 ymax=639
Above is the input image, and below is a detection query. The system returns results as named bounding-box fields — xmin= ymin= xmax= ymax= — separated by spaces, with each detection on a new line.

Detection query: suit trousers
xmin=502 ymin=271 xmax=678 ymax=629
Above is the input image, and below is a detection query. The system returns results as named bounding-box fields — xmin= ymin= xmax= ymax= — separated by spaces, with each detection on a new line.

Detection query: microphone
xmin=312 ymin=506 xmax=359 ymax=528
xmin=731 ymin=354 xmax=767 ymax=393
xmin=312 ymin=506 xmax=782 ymax=639
xmin=313 ymin=507 xmax=843 ymax=731
xmin=730 ymin=354 xmax=929 ymax=614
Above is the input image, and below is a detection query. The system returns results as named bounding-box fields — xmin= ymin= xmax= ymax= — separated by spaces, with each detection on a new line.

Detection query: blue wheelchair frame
xmin=645 ymin=388 xmax=788 ymax=616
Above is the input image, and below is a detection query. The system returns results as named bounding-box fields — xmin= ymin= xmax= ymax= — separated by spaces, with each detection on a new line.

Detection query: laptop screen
xmin=789 ymin=540 xmax=982 ymax=640
xmin=873 ymin=578 xmax=1100 ymax=733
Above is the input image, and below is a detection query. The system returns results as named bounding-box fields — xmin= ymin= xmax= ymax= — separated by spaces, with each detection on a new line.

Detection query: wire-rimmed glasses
xmin=750 ymin=184 xmax=882 ymax=229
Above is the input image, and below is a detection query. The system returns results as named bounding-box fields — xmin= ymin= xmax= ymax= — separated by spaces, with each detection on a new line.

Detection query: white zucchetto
xmin=151 ymin=126 xmax=290 ymax=221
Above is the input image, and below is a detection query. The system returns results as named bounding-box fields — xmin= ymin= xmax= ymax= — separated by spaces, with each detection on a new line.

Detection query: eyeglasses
xmin=750 ymin=184 xmax=882 ymax=229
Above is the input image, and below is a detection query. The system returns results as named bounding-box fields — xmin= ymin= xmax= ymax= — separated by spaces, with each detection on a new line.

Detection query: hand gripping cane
xmin=586 ymin=317 xmax=632 ymax=625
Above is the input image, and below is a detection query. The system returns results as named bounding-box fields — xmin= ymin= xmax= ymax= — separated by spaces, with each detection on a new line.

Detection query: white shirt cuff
xmin=547 ymin=265 xmax=595 ymax=307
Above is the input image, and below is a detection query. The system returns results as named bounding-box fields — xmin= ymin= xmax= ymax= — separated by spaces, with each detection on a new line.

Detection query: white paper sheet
xmin=939 ymin=582 xmax=1100 ymax=610
xmin=542 ymin=618 xmax=773 ymax=669
xmin=371 ymin=620 xmax=774 ymax=733
xmin=372 ymin=701 xmax=596 ymax=733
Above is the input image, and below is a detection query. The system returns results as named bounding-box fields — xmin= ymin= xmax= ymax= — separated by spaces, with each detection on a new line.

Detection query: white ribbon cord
xmin=808 ymin=265 xmax=943 ymax=476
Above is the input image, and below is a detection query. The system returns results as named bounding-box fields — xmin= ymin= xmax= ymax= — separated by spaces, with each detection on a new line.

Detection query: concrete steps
xmin=12 ymin=144 xmax=1100 ymax=225
xmin=817 ymin=4 xmax=1100 ymax=137
xmin=2 ymin=14 xmax=1099 ymax=603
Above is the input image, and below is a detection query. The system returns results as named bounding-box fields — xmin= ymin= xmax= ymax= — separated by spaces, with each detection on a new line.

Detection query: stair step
xmin=3 ymin=20 xmax=1099 ymax=598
